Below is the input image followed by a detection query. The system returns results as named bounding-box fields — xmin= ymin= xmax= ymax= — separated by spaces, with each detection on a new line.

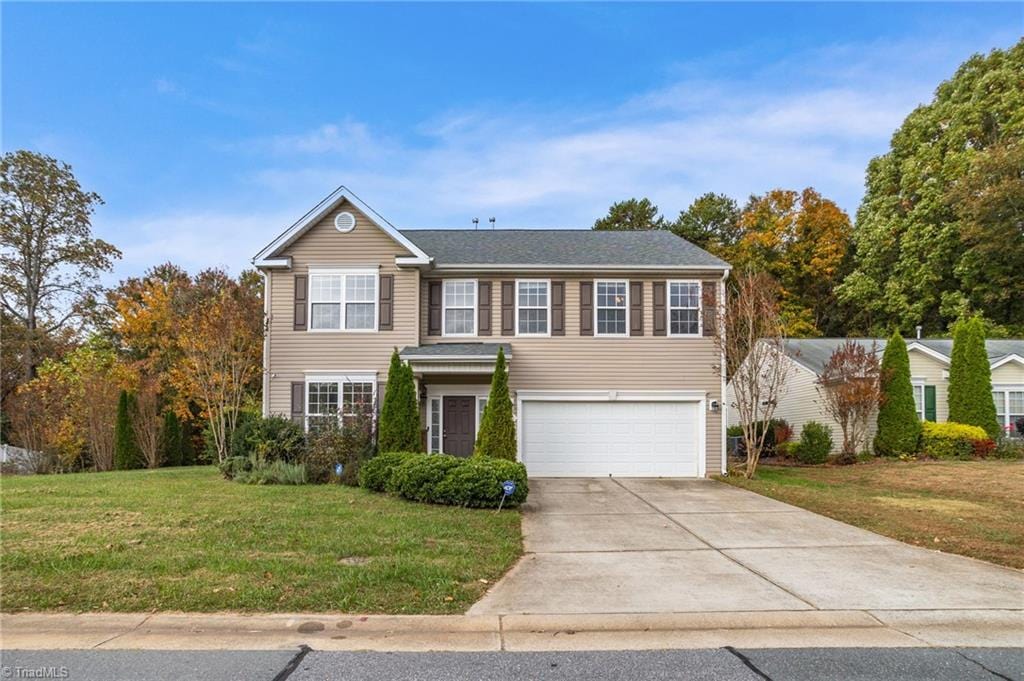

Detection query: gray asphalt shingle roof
xmin=399 ymin=229 xmax=730 ymax=269
xmin=783 ymin=338 xmax=1024 ymax=375
xmin=399 ymin=343 xmax=512 ymax=358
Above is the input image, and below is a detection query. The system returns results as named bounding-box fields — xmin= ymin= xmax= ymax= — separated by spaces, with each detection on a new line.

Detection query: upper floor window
xmin=443 ymin=280 xmax=477 ymax=336
xmin=309 ymin=269 xmax=377 ymax=331
xmin=595 ymin=281 xmax=628 ymax=336
xmin=516 ymin=280 xmax=550 ymax=335
xmin=669 ymin=281 xmax=701 ymax=336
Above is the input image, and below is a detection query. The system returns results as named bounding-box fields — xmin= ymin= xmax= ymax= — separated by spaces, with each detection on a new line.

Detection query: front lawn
xmin=0 ymin=467 xmax=522 ymax=614
xmin=721 ymin=460 xmax=1024 ymax=569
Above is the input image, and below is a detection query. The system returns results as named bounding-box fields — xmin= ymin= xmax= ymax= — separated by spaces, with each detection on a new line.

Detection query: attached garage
xmin=518 ymin=391 xmax=706 ymax=477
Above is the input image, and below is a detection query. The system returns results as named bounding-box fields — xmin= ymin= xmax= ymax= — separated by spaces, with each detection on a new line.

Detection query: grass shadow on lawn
xmin=0 ymin=466 xmax=522 ymax=614
xmin=720 ymin=459 xmax=1024 ymax=569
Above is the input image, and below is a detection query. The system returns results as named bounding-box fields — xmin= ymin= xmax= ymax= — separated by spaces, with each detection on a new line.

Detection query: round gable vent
xmin=334 ymin=211 xmax=356 ymax=232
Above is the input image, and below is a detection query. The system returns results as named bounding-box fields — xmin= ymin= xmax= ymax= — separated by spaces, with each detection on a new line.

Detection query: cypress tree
xmin=948 ymin=316 xmax=1001 ymax=439
xmin=378 ymin=348 xmax=421 ymax=452
xmin=180 ymin=418 xmax=197 ymax=466
xmin=874 ymin=331 xmax=922 ymax=456
xmin=114 ymin=390 xmax=143 ymax=470
xmin=160 ymin=411 xmax=183 ymax=467
xmin=475 ymin=347 xmax=516 ymax=460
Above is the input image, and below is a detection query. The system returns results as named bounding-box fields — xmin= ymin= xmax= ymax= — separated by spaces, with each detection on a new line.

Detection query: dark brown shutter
xmin=500 ymin=281 xmax=515 ymax=336
xmin=290 ymin=382 xmax=304 ymax=425
xmin=378 ymin=274 xmax=394 ymax=331
xmin=293 ymin=275 xmax=308 ymax=331
xmin=427 ymin=280 xmax=442 ymax=336
xmin=652 ymin=281 xmax=667 ymax=336
xmin=579 ymin=281 xmax=593 ymax=336
xmin=478 ymin=281 xmax=492 ymax=336
xmin=702 ymin=281 xmax=717 ymax=337
xmin=551 ymin=281 xmax=565 ymax=336
xmin=629 ymin=281 xmax=644 ymax=336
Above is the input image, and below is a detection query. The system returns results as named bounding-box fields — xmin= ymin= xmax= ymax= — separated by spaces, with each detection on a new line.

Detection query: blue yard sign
xmin=334 ymin=463 xmax=344 ymax=476
xmin=497 ymin=480 xmax=517 ymax=512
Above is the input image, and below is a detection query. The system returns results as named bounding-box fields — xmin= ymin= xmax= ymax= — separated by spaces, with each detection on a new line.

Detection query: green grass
xmin=720 ymin=460 xmax=1024 ymax=569
xmin=0 ymin=467 xmax=522 ymax=614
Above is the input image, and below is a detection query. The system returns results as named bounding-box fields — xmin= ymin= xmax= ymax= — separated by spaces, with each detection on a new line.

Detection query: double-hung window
xmin=306 ymin=375 xmax=376 ymax=432
xmin=993 ymin=388 xmax=1024 ymax=437
xmin=516 ymin=280 xmax=550 ymax=335
xmin=443 ymin=280 xmax=477 ymax=336
xmin=912 ymin=383 xmax=926 ymax=420
xmin=309 ymin=269 xmax=378 ymax=331
xmin=668 ymin=281 xmax=701 ymax=336
xmin=595 ymin=281 xmax=628 ymax=336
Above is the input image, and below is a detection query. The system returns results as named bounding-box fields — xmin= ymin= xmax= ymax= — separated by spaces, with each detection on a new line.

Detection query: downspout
xmin=720 ymin=268 xmax=730 ymax=475
xmin=261 ymin=269 xmax=271 ymax=417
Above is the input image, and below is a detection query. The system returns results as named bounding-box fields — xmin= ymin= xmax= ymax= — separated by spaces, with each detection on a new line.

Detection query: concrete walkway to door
xmin=468 ymin=478 xmax=1024 ymax=619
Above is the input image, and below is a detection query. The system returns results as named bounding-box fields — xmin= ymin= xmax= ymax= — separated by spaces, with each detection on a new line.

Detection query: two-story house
xmin=254 ymin=187 xmax=732 ymax=477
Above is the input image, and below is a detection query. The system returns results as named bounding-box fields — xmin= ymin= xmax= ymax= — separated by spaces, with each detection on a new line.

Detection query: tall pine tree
xmin=475 ymin=348 xmax=516 ymax=460
xmin=874 ymin=332 xmax=921 ymax=456
xmin=948 ymin=317 xmax=1001 ymax=439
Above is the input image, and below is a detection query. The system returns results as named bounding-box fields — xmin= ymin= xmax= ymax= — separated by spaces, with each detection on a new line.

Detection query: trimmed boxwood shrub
xmin=435 ymin=457 xmax=528 ymax=508
xmin=388 ymin=454 xmax=465 ymax=501
xmin=795 ymin=421 xmax=832 ymax=464
xmin=920 ymin=421 xmax=991 ymax=459
xmin=358 ymin=451 xmax=422 ymax=491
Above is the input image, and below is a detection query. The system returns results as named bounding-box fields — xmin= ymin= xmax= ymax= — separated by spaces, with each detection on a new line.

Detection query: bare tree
xmin=714 ymin=271 xmax=789 ymax=479
xmin=0 ymin=151 xmax=120 ymax=382
xmin=131 ymin=377 xmax=163 ymax=468
xmin=817 ymin=340 xmax=882 ymax=464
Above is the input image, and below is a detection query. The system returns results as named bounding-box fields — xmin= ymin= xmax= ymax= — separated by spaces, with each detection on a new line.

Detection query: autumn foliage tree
xmin=173 ymin=272 xmax=263 ymax=464
xmin=715 ymin=272 xmax=789 ymax=479
xmin=817 ymin=340 xmax=883 ymax=464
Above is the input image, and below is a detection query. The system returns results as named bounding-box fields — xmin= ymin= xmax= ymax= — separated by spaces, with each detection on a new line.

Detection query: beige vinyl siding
xmin=907 ymin=349 xmax=950 ymax=423
xmin=421 ymin=272 xmax=725 ymax=474
xmin=992 ymin=362 xmax=1024 ymax=384
xmin=265 ymin=201 xmax=419 ymax=417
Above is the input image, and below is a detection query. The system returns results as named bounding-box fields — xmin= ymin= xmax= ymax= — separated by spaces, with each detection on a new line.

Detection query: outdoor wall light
xmin=710 ymin=400 xmax=721 ymax=413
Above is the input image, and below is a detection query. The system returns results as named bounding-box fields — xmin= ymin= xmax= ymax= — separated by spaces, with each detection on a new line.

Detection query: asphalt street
xmin=1 ymin=647 xmax=1021 ymax=681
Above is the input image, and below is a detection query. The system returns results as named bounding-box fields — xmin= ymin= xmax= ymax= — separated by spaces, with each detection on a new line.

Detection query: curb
xmin=2 ymin=610 xmax=1021 ymax=652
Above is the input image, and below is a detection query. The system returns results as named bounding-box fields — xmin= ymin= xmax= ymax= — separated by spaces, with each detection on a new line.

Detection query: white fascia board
xmin=252 ymin=186 xmax=432 ymax=267
xmin=431 ymin=264 xmax=731 ymax=273
xmin=906 ymin=342 xmax=951 ymax=365
xmin=254 ymin=257 xmax=291 ymax=268
xmin=990 ymin=353 xmax=1024 ymax=370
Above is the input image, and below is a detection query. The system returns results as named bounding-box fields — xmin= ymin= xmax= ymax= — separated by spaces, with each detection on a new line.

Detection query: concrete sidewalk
xmin=2 ymin=609 xmax=1021 ymax=652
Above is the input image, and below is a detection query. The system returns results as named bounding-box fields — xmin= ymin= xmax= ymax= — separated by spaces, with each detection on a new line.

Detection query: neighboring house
xmin=727 ymin=338 xmax=1024 ymax=451
xmin=253 ymin=187 xmax=732 ymax=478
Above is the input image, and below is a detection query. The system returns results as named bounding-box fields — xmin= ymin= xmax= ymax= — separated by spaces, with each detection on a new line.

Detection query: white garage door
xmin=520 ymin=400 xmax=701 ymax=477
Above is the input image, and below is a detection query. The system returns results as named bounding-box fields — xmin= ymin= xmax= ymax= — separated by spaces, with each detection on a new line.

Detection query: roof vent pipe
xmin=916 ymin=325 xmax=922 ymax=339
xmin=489 ymin=217 xmax=496 ymax=229
xmin=472 ymin=218 xmax=479 ymax=230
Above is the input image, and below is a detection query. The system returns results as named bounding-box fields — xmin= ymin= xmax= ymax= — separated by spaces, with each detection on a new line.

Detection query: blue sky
xmin=3 ymin=3 xmax=1020 ymax=281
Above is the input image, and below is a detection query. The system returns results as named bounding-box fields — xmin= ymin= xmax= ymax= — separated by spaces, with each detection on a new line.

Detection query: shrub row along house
xmin=728 ymin=337 xmax=1024 ymax=453
xmin=253 ymin=187 xmax=731 ymax=477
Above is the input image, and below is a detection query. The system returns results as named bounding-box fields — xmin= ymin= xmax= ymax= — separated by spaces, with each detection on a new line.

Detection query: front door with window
xmin=443 ymin=396 xmax=476 ymax=457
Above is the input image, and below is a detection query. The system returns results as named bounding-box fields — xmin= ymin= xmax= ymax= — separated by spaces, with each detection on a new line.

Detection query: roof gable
xmin=253 ymin=186 xmax=431 ymax=268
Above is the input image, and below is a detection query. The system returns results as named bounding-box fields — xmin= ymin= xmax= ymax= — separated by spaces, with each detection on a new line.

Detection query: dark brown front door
xmin=443 ymin=396 xmax=476 ymax=457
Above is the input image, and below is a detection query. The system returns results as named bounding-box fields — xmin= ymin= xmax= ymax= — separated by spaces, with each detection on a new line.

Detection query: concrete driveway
xmin=469 ymin=478 xmax=1024 ymax=616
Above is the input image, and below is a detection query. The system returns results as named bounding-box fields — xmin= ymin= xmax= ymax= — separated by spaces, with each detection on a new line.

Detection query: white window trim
xmin=515 ymin=278 xmax=552 ymax=337
xmin=667 ymin=279 xmax=703 ymax=337
xmin=594 ymin=279 xmax=629 ymax=338
xmin=304 ymin=373 xmax=377 ymax=433
xmin=911 ymin=379 xmax=926 ymax=421
xmin=441 ymin=279 xmax=478 ymax=338
xmin=992 ymin=384 xmax=1024 ymax=436
xmin=425 ymin=385 xmax=492 ymax=454
xmin=307 ymin=267 xmax=379 ymax=334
